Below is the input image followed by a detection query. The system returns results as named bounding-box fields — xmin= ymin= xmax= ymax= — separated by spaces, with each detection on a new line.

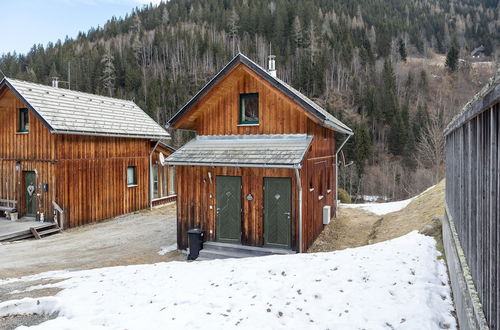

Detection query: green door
xmin=216 ymin=176 xmax=242 ymax=244
xmin=24 ymin=171 xmax=37 ymax=217
xmin=264 ymin=177 xmax=292 ymax=249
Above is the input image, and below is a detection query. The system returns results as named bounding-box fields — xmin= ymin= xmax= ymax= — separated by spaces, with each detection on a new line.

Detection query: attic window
xmin=239 ymin=93 xmax=259 ymax=124
xmin=18 ymin=108 xmax=29 ymax=133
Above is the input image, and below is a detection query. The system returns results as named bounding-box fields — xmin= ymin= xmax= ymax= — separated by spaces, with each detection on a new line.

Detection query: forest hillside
xmin=1 ymin=0 xmax=498 ymax=199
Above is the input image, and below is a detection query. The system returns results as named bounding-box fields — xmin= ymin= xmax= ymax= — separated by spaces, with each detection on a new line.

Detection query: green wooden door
xmin=264 ymin=177 xmax=292 ymax=249
xmin=216 ymin=176 xmax=242 ymax=244
xmin=24 ymin=171 xmax=37 ymax=217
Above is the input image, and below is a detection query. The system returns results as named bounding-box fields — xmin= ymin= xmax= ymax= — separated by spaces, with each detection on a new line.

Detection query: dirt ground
xmin=309 ymin=181 xmax=445 ymax=253
xmin=0 ymin=203 xmax=182 ymax=279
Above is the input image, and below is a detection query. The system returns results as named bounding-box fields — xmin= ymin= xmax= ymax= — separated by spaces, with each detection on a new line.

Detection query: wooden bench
xmin=0 ymin=199 xmax=17 ymax=215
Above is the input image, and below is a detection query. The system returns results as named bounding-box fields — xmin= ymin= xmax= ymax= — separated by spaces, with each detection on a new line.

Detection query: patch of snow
xmin=342 ymin=184 xmax=436 ymax=215
xmin=0 ymin=232 xmax=455 ymax=330
xmin=355 ymin=195 xmax=391 ymax=202
xmin=157 ymin=244 xmax=177 ymax=256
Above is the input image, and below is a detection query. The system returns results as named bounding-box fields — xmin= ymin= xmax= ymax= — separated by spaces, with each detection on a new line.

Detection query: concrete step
xmin=196 ymin=241 xmax=296 ymax=260
xmin=203 ymin=241 xmax=296 ymax=256
xmin=198 ymin=248 xmax=257 ymax=260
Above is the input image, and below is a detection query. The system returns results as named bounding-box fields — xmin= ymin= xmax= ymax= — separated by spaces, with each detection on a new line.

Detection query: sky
xmin=0 ymin=0 xmax=163 ymax=55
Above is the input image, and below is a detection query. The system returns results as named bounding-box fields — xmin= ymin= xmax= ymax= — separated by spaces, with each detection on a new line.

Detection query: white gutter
xmin=294 ymin=168 xmax=303 ymax=253
xmin=149 ymin=140 xmax=162 ymax=210
xmin=335 ymin=134 xmax=352 ymax=217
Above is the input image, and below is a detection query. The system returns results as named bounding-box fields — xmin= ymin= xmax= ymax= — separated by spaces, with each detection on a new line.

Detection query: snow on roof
xmin=0 ymin=77 xmax=169 ymax=139
xmin=165 ymin=134 xmax=313 ymax=168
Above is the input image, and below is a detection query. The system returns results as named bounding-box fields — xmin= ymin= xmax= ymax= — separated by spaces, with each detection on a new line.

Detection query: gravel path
xmin=0 ymin=203 xmax=181 ymax=279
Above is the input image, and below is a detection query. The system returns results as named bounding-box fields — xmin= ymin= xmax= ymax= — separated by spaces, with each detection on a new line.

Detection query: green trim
xmin=18 ymin=108 xmax=29 ymax=133
xmin=239 ymin=93 xmax=259 ymax=124
xmin=127 ymin=166 xmax=137 ymax=186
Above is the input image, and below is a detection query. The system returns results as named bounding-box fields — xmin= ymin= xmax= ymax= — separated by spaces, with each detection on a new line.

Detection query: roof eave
xmin=323 ymin=120 xmax=354 ymax=135
xmin=51 ymin=129 xmax=170 ymax=140
xmin=165 ymin=160 xmax=301 ymax=169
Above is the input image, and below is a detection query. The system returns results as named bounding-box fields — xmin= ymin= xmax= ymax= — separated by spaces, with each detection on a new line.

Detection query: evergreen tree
xmin=445 ymin=44 xmax=459 ymax=72
xmin=398 ymin=38 xmax=407 ymax=62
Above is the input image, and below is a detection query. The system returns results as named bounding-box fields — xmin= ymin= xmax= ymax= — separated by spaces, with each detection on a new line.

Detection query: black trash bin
xmin=187 ymin=228 xmax=204 ymax=260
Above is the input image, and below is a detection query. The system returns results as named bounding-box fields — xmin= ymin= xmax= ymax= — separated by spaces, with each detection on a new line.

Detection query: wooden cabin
xmin=0 ymin=77 xmax=171 ymax=228
xmin=166 ymin=53 xmax=353 ymax=252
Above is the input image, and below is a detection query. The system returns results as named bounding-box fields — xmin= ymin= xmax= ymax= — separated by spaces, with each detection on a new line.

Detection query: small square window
xmin=18 ymin=108 xmax=29 ymax=132
xmin=239 ymin=93 xmax=259 ymax=124
xmin=127 ymin=166 xmax=137 ymax=186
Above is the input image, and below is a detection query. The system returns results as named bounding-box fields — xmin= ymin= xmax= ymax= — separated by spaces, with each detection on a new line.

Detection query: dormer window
xmin=239 ymin=93 xmax=259 ymax=124
xmin=18 ymin=108 xmax=29 ymax=132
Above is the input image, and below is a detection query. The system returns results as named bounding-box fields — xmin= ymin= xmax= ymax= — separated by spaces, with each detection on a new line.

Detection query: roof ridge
xmin=5 ymin=77 xmax=135 ymax=104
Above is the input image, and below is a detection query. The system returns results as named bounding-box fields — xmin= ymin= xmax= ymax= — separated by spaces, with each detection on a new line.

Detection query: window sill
xmin=16 ymin=131 xmax=29 ymax=135
xmin=237 ymin=123 xmax=259 ymax=127
xmin=127 ymin=184 xmax=138 ymax=188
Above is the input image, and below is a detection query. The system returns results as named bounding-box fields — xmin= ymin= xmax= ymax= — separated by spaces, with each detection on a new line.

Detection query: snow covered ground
xmin=342 ymin=185 xmax=435 ymax=216
xmin=0 ymin=231 xmax=455 ymax=330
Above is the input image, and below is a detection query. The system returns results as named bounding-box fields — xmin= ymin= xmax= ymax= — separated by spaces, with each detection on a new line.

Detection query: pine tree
xmin=398 ymin=38 xmax=407 ymax=62
xmin=445 ymin=44 xmax=459 ymax=72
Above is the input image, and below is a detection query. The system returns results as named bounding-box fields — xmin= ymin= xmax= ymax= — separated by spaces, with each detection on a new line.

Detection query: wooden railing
xmin=52 ymin=201 xmax=65 ymax=230
xmin=444 ymin=77 xmax=499 ymax=328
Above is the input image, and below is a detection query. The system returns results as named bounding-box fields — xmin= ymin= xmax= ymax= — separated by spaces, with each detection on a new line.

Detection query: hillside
xmin=310 ymin=180 xmax=445 ymax=253
xmin=0 ymin=0 xmax=498 ymax=198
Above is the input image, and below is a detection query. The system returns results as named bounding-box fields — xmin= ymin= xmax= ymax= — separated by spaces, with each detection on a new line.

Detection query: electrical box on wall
xmin=323 ymin=206 xmax=331 ymax=225
xmin=43 ymin=184 xmax=49 ymax=192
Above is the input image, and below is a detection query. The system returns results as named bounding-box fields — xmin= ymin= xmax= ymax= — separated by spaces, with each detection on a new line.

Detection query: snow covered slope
xmin=341 ymin=185 xmax=436 ymax=216
xmin=0 ymin=232 xmax=455 ymax=330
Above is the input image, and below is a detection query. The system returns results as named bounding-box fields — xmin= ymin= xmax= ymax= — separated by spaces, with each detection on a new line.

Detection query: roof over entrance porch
xmin=165 ymin=134 xmax=312 ymax=169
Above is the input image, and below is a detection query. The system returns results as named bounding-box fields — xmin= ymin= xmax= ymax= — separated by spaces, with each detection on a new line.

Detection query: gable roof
xmin=167 ymin=53 xmax=353 ymax=135
xmin=0 ymin=77 xmax=169 ymax=140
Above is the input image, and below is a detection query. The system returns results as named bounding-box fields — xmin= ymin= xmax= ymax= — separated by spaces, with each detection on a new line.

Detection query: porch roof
xmin=165 ymin=134 xmax=313 ymax=169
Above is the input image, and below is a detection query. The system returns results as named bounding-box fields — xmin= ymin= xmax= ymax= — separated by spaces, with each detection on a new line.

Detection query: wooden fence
xmin=444 ymin=75 xmax=499 ymax=329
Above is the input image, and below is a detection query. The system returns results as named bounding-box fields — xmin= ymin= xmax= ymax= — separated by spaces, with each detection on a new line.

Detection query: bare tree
xmin=228 ymin=9 xmax=239 ymax=55
xmin=101 ymin=48 xmax=115 ymax=96
xmin=416 ymin=113 xmax=445 ymax=184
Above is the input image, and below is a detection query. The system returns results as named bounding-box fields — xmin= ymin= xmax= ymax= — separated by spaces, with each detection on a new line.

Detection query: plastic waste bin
xmin=187 ymin=228 xmax=204 ymax=260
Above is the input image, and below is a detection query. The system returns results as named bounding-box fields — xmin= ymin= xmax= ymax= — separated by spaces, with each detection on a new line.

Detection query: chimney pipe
xmin=51 ymin=77 xmax=59 ymax=88
xmin=268 ymin=55 xmax=276 ymax=78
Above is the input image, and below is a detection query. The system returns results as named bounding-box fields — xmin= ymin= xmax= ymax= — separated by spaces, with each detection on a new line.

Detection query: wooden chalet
xmin=166 ymin=53 xmax=353 ymax=252
xmin=0 ymin=77 xmax=172 ymax=229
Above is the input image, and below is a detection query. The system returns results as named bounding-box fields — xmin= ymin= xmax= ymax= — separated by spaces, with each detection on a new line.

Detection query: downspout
xmin=149 ymin=140 xmax=161 ymax=210
xmin=294 ymin=167 xmax=303 ymax=253
xmin=335 ymin=134 xmax=352 ymax=217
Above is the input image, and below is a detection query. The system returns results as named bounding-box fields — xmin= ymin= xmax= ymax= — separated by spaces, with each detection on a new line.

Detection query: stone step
xmin=198 ymin=248 xmax=257 ymax=260
xmin=203 ymin=241 xmax=295 ymax=256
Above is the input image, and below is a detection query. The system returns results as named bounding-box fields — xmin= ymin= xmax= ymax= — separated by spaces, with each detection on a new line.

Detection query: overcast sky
xmin=0 ymin=0 xmax=163 ymax=55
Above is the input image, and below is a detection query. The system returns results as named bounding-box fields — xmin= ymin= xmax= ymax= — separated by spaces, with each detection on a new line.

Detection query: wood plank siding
xmin=173 ymin=63 xmax=337 ymax=251
xmin=0 ymin=87 xmax=152 ymax=228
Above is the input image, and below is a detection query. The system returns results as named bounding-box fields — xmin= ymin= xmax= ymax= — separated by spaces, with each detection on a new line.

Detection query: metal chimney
xmin=268 ymin=55 xmax=276 ymax=78
xmin=51 ymin=77 xmax=59 ymax=88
